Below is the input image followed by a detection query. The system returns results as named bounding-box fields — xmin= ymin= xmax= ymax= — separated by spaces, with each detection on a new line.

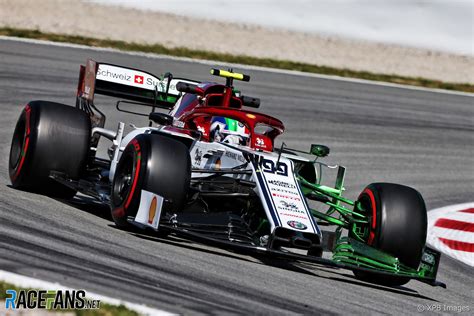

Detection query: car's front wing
xmin=160 ymin=225 xmax=445 ymax=288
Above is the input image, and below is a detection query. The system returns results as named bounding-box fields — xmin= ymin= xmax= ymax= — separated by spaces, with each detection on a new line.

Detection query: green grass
xmin=1 ymin=27 xmax=473 ymax=93
xmin=0 ymin=280 xmax=139 ymax=316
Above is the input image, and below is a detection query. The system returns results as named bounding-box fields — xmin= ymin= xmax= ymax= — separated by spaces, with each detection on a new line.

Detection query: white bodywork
xmin=92 ymin=62 xmax=320 ymax=236
xmin=106 ymin=123 xmax=320 ymax=235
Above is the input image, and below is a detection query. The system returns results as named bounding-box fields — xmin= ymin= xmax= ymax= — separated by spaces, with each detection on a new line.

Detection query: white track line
xmin=0 ymin=270 xmax=175 ymax=316
xmin=1 ymin=36 xmax=472 ymax=97
xmin=428 ymin=202 xmax=474 ymax=221
xmin=430 ymin=227 xmax=474 ymax=243
xmin=435 ymin=211 xmax=474 ymax=223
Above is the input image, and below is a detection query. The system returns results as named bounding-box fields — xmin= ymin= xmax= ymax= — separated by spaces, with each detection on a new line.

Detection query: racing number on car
xmin=261 ymin=159 xmax=288 ymax=176
xmin=244 ymin=153 xmax=288 ymax=176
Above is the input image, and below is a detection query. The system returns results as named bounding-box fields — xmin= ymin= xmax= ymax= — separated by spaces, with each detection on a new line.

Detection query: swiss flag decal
xmin=134 ymin=75 xmax=144 ymax=84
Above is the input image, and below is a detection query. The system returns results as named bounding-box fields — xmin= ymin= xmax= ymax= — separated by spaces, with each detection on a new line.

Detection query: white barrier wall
xmin=91 ymin=0 xmax=473 ymax=56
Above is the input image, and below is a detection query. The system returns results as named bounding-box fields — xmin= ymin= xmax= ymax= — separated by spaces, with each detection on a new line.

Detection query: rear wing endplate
xmin=77 ymin=59 xmax=198 ymax=109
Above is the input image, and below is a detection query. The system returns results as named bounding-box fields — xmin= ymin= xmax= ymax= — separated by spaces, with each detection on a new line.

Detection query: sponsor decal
xmin=287 ymin=220 xmax=307 ymax=230
xmin=248 ymin=153 xmax=318 ymax=234
xmin=271 ymin=187 xmax=300 ymax=195
xmin=96 ymin=65 xmax=164 ymax=91
xmin=214 ymin=158 xmax=222 ymax=170
xmin=280 ymin=200 xmax=298 ymax=210
xmin=134 ymin=190 xmax=164 ymax=229
xmin=194 ymin=149 xmax=202 ymax=166
xmin=148 ymin=196 xmax=157 ymax=224
xmin=203 ymin=150 xmax=224 ymax=170
xmin=134 ymin=75 xmax=144 ymax=84
xmin=281 ymin=213 xmax=307 ymax=219
xmin=267 ymin=180 xmax=296 ymax=189
xmin=95 ymin=65 xmax=197 ymax=96
xmin=243 ymin=152 xmax=288 ymax=176
xmin=278 ymin=200 xmax=304 ymax=213
xmin=254 ymin=136 xmax=271 ymax=150
xmin=146 ymin=77 xmax=160 ymax=87
xmin=97 ymin=68 xmax=131 ymax=81
xmin=197 ymin=125 xmax=206 ymax=135
xmin=4 ymin=289 xmax=100 ymax=310
xmin=82 ymin=60 xmax=97 ymax=101
xmin=224 ymin=151 xmax=246 ymax=163
xmin=422 ymin=251 xmax=436 ymax=265
xmin=272 ymin=192 xmax=301 ymax=201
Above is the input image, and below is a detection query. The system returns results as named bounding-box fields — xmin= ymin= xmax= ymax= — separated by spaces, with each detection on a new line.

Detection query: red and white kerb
xmin=427 ymin=202 xmax=474 ymax=267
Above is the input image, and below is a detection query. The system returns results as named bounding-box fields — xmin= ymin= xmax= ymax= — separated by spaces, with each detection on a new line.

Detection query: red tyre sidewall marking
xmin=361 ymin=188 xmax=377 ymax=245
xmin=13 ymin=105 xmax=31 ymax=181
xmin=113 ymin=206 xmax=125 ymax=218
xmin=124 ymin=139 xmax=141 ymax=210
xmin=112 ymin=139 xmax=142 ymax=218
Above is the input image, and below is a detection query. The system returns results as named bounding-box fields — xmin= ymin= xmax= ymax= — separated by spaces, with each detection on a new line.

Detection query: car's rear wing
xmin=77 ymin=59 xmax=198 ymax=109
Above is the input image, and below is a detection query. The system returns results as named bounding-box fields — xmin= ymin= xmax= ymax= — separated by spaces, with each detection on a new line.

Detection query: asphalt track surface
xmin=0 ymin=39 xmax=473 ymax=315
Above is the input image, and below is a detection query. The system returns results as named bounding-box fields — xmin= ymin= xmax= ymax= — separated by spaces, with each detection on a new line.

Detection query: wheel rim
xmin=353 ymin=191 xmax=377 ymax=245
xmin=112 ymin=151 xmax=134 ymax=206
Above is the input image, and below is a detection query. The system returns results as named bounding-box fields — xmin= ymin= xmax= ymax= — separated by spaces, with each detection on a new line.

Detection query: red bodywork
xmin=75 ymin=60 xmax=284 ymax=151
xmin=171 ymin=82 xmax=285 ymax=152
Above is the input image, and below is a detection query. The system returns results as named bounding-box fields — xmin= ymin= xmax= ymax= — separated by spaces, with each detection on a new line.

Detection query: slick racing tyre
xmin=111 ymin=134 xmax=191 ymax=229
xmin=351 ymin=183 xmax=427 ymax=286
xmin=9 ymin=101 xmax=91 ymax=198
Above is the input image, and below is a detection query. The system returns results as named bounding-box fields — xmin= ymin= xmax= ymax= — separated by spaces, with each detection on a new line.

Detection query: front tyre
xmin=111 ymin=134 xmax=191 ymax=229
xmin=352 ymin=183 xmax=427 ymax=286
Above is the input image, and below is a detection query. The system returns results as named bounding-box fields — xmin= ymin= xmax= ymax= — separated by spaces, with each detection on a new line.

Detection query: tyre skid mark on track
xmin=0 ymin=269 xmax=174 ymax=316
xmin=0 ymin=223 xmax=327 ymax=315
xmin=0 ymin=237 xmax=245 ymax=314
xmin=1 ymin=36 xmax=473 ymax=97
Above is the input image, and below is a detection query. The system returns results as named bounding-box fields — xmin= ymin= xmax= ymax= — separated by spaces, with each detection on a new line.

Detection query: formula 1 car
xmin=9 ymin=60 xmax=444 ymax=287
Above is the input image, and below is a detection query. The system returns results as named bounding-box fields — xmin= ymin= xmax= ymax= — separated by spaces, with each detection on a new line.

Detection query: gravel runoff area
xmin=1 ymin=0 xmax=473 ymax=84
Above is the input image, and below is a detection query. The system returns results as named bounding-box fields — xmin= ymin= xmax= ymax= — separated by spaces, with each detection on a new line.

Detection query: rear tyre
xmin=9 ymin=101 xmax=91 ymax=198
xmin=111 ymin=134 xmax=191 ymax=229
xmin=352 ymin=183 xmax=427 ymax=286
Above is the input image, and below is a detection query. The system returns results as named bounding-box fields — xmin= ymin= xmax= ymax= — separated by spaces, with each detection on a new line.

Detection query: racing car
xmin=8 ymin=59 xmax=444 ymax=287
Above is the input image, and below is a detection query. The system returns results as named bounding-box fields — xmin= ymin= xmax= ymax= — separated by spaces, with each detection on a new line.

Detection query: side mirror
xmin=310 ymin=144 xmax=330 ymax=157
xmin=176 ymin=82 xmax=198 ymax=94
xmin=149 ymin=112 xmax=173 ymax=126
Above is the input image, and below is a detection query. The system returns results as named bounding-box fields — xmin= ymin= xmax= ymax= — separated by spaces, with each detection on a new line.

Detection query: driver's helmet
xmin=209 ymin=117 xmax=250 ymax=146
